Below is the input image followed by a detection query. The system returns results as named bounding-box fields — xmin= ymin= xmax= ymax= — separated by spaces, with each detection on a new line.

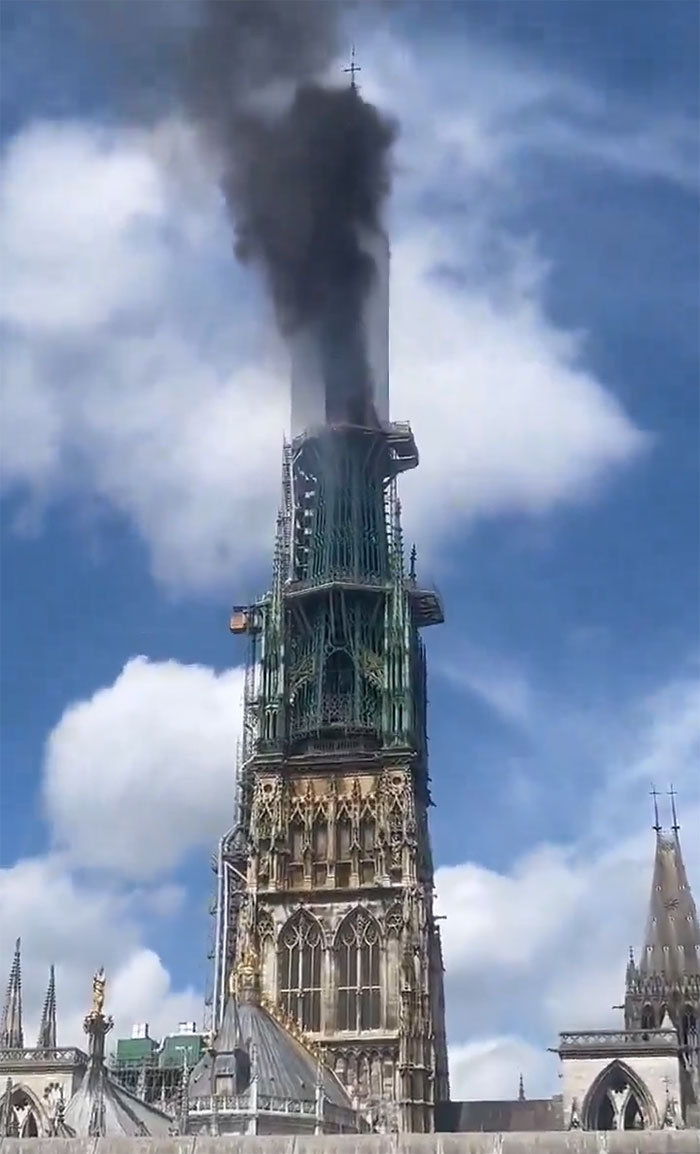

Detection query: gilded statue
xmin=91 ymin=967 xmax=106 ymax=1015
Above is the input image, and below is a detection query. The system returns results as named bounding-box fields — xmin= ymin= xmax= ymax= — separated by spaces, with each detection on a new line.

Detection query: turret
xmin=0 ymin=939 xmax=23 ymax=1050
xmin=36 ymin=964 xmax=57 ymax=1050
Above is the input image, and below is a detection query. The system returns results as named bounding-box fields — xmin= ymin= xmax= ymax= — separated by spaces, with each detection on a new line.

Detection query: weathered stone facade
xmin=238 ymin=764 xmax=448 ymax=1134
xmin=4 ymin=1134 xmax=700 ymax=1152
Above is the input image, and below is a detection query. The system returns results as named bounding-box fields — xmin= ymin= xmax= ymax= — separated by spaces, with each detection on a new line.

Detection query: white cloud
xmin=0 ymin=59 xmax=651 ymax=593
xmin=44 ymin=657 xmax=245 ymax=879
xmin=435 ymin=670 xmax=700 ymax=1095
xmin=393 ymin=230 xmax=647 ymax=545
xmin=449 ymin=1037 xmax=557 ymax=1102
xmin=0 ymin=122 xmax=167 ymax=335
xmin=363 ymin=30 xmax=699 ymax=196
xmin=436 ymin=648 xmax=536 ymax=727
xmin=0 ymin=855 xmax=202 ymax=1049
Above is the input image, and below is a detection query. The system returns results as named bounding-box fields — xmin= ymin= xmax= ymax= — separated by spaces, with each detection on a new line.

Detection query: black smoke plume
xmin=184 ymin=0 xmax=397 ymax=426
xmin=81 ymin=0 xmax=396 ymax=424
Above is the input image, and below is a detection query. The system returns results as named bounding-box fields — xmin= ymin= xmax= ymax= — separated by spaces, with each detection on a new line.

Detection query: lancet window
xmin=336 ymin=813 xmax=352 ymax=888
xmin=681 ymin=1005 xmax=697 ymax=1047
xmin=336 ymin=910 xmax=381 ymax=1031
xmin=323 ymin=648 xmax=355 ymax=726
xmin=312 ymin=816 xmax=328 ymax=886
xmin=584 ymin=1061 xmax=651 ymax=1131
xmin=3 ymin=1089 xmax=41 ymax=1137
xmin=359 ymin=814 xmax=375 ymax=885
xmin=279 ymin=912 xmax=323 ymax=1031
xmin=286 ymin=819 xmax=305 ymax=889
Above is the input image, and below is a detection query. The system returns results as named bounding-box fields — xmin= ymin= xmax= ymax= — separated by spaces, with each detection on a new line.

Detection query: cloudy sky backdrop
xmin=1 ymin=0 xmax=698 ymax=1101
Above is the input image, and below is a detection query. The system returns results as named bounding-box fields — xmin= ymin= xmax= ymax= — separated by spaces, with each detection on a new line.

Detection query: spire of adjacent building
xmin=640 ymin=789 xmax=700 ymax=980
xmin=518 ymin=1073 xmax=525 ymax=1101
xmin=0 ymin=939 xmax=23 ymax=1049
xmin=36 ymin=964 xmax=57 ymax=1050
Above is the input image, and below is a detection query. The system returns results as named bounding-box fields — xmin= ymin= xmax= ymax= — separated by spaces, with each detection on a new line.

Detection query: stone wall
xmin=560 ymin=1051 xmax=681 ymax=1129
xmin=3 ymin=1133 xmax=700 ymax=1154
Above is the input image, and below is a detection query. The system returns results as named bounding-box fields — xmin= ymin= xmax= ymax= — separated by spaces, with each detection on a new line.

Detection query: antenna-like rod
xmin=668 ymin=784 xmax=680 ymax=834
xmin=343 ymin=44 xmax=361 ymax=91
xmin=650 ymin=785 xmax=661 ymax=833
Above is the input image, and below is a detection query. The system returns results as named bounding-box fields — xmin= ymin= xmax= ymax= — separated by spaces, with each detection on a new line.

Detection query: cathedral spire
xmin=0 ymin=939 xmax=23 ymax=1049
xmin=640 ymin=794 xmax=700 ymax=980
xmin=36 ymin=964 xmax=57 ymax=1050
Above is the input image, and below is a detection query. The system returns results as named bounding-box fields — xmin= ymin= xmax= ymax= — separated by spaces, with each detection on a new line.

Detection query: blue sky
xmin=1 ymin=0 xmax=698 ymax=1100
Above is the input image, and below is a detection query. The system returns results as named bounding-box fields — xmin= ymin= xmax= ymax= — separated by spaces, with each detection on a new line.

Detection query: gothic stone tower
xmin=558 ymin=795 xmax=700 ymax=1131
xmin=624 ymin=797 xmax=700 ymax=1127
xmin=209 ymin=414 xmax=449 ymax=1133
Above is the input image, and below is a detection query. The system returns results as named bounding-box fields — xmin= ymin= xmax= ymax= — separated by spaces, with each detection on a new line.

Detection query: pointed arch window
xmin=286 ymin=818 xmax=305 ymax=889
xmin=681 ymin=1004 xmax=697 ymax=1048
xmin=359 ymin=814 xmax=375 ymax=885
xmin=584 ymin=1061 xmax=653 ymax=1131
xmin=336 ymin=911 xmax=381 ymax=1031
xmin=4 ymin=1089 xmax=41 ymax=1138
xmin=278 ymin=912 xmax=322 ymax=1031
xmin=312 ymin=817 xmax=328 ymax=887
xmin=323 ymin=649 xmax=355 ymax=726
xmin=336 ymin=812 xmax=352 ymax=888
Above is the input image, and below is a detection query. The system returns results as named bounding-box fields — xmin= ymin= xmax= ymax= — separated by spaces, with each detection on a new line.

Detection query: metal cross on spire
xmin=650 ymin=785 xmax=661 ymax=833
xmin=668 ymin=784 xmax=680 ymax=833
xmin=344 ymin=44 xmax=361 ymax=90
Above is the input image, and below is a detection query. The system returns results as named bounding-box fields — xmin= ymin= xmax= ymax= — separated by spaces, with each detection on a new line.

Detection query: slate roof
xmin=640 ymin=830 xmax=700 ymax=980
xmin=436 ymin=1096 xmax=563 ymax=1133
xmin=61 ymin=975 xmax=172 ymax=1139
xmin=189 ymin=989 xmax=352 ymax=1112
xmin=62 ymin=1058 xmax=173 ymax=1137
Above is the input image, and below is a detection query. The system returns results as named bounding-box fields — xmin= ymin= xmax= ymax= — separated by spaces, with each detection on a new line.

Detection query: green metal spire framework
xmin=243 ymin=422 xmax=440 ymax=762
xmin=208 ymin=415 xmax=449 ymax=1133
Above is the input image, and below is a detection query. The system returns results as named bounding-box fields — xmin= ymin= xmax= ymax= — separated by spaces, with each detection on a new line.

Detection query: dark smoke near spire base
xmin=185 ymin=0 xmax=397 ymax=428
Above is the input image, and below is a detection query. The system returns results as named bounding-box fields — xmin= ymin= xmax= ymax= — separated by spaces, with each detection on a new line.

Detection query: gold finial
xmin=91 ymin=968 xmax=106 ymax=1015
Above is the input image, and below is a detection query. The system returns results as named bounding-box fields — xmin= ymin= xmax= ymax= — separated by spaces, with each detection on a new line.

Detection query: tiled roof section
xmin=63 ymin=1061 xmax=173 ymax=1137
xmin=63 ymin=974 xmax=172 ymax=1138
xmin=435 ymin=1097 xmax=563 ymax=1133
xmin=0 ymin=940 xmax=23 ymax=1050
xmin=640 ymin=831 xmax=700 ymax=980
xmin=189 ymin=993 xmax=352 ymax=1111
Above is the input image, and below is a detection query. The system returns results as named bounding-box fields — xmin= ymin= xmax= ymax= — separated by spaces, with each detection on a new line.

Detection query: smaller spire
xmin=668 ymin=783 xmax=680 ymax=834
xmin=518 ymin=1072 xmax=525 ymax=1101
xmin=0 ymin=1078 xmax=18 ymax=1137
xmin=650 ymin=784 xmax=661 ymax=833
xmin=640 ymin=819 xmax=700 ymax=980
xmin=0 ymin=939 xmax=23 ymax=1050
xmin=409 ymin=543 xmax=417 ymax=583
xmin=37 ymin=965 xmax=57 ymax=1050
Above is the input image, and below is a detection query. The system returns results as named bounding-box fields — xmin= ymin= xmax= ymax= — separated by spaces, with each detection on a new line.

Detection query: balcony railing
xmin=0 ymin=1047 xmax=88 ymax=1066
xmin=187 ymin=1094 xmax=357 ymax=1128
xmin=558 ymin=1029 xmax=677 ymax=1051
